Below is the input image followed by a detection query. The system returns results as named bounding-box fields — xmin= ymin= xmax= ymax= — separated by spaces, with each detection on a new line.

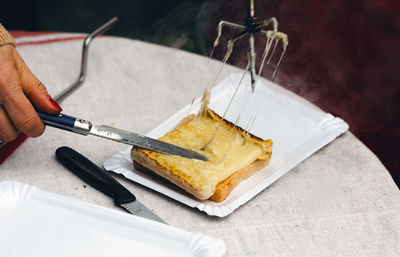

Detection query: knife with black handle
xmin=55 ymin=146 xmax=166 ymax=224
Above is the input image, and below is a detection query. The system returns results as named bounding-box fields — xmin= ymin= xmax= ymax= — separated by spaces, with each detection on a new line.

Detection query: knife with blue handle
xmin=37 ymin=111 xmax=207 ymax=161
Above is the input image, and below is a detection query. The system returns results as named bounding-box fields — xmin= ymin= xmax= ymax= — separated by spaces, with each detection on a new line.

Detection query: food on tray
xmin=131 ymin=91 xmax=272 ymax=202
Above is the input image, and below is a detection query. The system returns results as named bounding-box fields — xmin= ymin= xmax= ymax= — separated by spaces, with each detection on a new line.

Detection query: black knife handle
xmin=55 ymin=146 xmax=136 ymax=205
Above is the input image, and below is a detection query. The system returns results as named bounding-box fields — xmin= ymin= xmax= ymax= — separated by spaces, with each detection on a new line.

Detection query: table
xmin=1 ymin=33 xmax=399 ymax=256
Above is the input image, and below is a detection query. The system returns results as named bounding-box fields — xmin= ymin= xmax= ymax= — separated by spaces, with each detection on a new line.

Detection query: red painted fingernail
xmin=49 ymin=97 xmax=63 ymax=112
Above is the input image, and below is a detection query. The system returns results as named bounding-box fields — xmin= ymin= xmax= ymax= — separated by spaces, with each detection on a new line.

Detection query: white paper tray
xmin=0 ymin=181 xmax=226 ymax=257
xmin=104 ymin=73 xmax=348 ymax=217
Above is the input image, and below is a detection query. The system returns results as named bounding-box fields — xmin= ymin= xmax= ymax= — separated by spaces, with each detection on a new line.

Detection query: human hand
xmin=0 ymin=44 xmax=62 ymax=142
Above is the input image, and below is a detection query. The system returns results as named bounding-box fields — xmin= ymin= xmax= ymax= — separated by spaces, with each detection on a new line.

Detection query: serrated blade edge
xmin=120 ymin=200 xmax=167 ymax=224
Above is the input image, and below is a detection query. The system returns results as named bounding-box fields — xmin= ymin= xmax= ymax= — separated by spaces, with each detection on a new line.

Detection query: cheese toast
xmin=131 ymin=105 xmax=272 ymax=202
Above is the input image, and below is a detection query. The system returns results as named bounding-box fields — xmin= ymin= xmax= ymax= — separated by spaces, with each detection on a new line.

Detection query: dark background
xmin=1 ymin=0 xmax=207 ymax=53
xmin=1 ymin=0 xmax=399 ymax=187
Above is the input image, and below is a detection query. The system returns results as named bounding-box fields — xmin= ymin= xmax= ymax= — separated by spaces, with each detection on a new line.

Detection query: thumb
xmin=14 ymin=50 xmax=62 ymax=115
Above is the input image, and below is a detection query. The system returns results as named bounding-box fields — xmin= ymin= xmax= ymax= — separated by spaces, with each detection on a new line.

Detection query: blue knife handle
xmin=37 ymin=111 xmax=92 ymax=135
xmin=56 ymin=146 xmax=136 ymax=205
xmin=37 ymin=111 xmax=76 ymax=131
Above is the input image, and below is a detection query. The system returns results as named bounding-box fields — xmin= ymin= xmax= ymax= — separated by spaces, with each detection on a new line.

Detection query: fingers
xmin=0 ymin=86 xmax=45 ymax=138
xmin=13 ymin=50 xmax=62 ymax=115
xmin=0 ymin=106 xmax=18 ymax=142
xmin=0 ymin=46 xmax=45 ymax=138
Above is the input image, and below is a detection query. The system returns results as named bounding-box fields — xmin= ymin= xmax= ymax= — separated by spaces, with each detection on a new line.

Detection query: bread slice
xmin=131 ymin=107 xmax=272 ymax=202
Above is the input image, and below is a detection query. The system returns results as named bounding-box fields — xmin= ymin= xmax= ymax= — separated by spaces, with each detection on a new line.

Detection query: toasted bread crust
xmin=133 ymin=155 xmax=271 ymax=202
xmin=131 ymin=148 xmax=209 ymax=199
xmin=209 ymin=158 xmax=270 ymax=202
xmin=131 ymin=107 xmax=272 ymax=201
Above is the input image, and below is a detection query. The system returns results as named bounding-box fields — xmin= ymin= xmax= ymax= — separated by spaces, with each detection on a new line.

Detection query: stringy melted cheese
xmin=137 ymin=109 xmax=272 ymax=199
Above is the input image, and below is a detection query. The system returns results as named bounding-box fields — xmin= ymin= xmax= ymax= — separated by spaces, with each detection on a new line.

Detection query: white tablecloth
xmin=1 ymin=34 xmax=399 ymax=256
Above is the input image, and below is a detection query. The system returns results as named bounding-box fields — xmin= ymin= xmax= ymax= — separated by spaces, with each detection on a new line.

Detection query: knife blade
xmin=38 ymin=111 xmax=207 ymax=161
xmin=55 ymin=146 xmax=166 ymax=224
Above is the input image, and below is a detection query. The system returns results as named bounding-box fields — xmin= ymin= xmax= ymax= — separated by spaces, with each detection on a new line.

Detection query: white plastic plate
xmin=104 ymin=73 xmax=348 ymax=217
xmin=0 ymin=181 xmax=226 ymax=257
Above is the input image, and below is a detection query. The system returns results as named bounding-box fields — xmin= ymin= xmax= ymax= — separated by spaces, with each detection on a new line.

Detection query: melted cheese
xmin=138 ymin=109 xmax=272 ymax=199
